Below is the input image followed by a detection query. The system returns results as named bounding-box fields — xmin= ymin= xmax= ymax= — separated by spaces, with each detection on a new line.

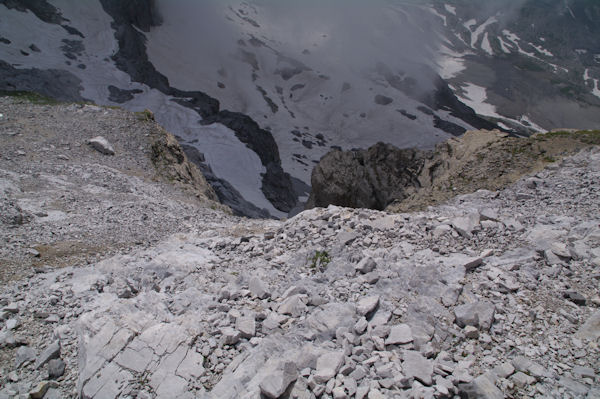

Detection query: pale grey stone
xmin=402 ymin=350 xmax=433 ymax=386
xmin=314 ymin=351 xmax=345 ymax=383
xmin=356 ymin=385 xmax=370 ymax=399
xmin=492 ymin=362 xmax=515 ymax=379
xmin=221 ymin=327 xmax=241 ymax=345
xmin=451 ymin=214 xmax=480 ymax=238
xmin=15 ymin=346 xmax=36 ymax=367
xmin=356 ymin=296 xmax=379 ymax=316
xmin=511 ymin=356 xmax=552 ymax=379
xmin=459 ymin=374 xmax=503 ymax=399
xmin=480 ymin=208 xmax=499 ymax=222
xmin=544 ymin=249 xmax=563 ymax=265
xmin=278 ymin=295 xmax=307 ymax=317
xmin=332 ymin=386 xmax=347 ymax=399
xmin=511 ymin=371 xmax=536 ymax=388
xmin=385 ymin=324 xmax=413 ymax=345
xmin=48 ymin=359 xmax=66 ymax=379
xmin=454 ymin=301 xmax=495 ymax=331
xmin=259 ymin=361 xmax=298 ymax=399
xmin=3 ymin=303 xmax=18 ymax=314
xmin=356 ymin=257 xmax=377 ymax=274
xmin=87 ymin=136 xmax=115 ymax=155
xmin=362 ymin=271 xmax=380 ymax=285
xmin=307 ymin=303 xmax=356 ymax=339
xmin=559 ymin=376 xmax=589 ymax=395
xmin=354 ymin=317 xmax=368 ymax=335
xmin=249 ymin=277 xmax=269 ymax=299
xmin=572 ymin=365 xmax=596 ymax=379
xmin=35 ymin=341 xmax=60 ymax=369
xmin=236 ymin=315 xmax=256 ymax=338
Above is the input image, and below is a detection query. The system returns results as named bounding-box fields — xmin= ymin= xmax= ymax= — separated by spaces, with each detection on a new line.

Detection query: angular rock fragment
xmin=314 ymin=351 xmax=345 ymax=383
xmin=35 ymin=341 xmax=60 ymax=369
xmin=48 ymin=359 xmax=66 ymax=379
xmin=249 ymin=277 xmax=270 ymax=299
xmin=259 ymin=361 xmax=298 ymax=398
xmin=87 ymin=136 xmax=115 ymax=155
xmin=459 ymin=373 xmax=503 ymax=399
xmin=236 ymin=315 xmax=256 ymax=338
xmin=454 ymin=301 xmax=495 ymax=331
xmin=385 ymin=324 xmax=413 ymax=345
xmin=402 ymin=350 xmax=433 ymax=386
xmin=15 ymin=346 xmax=36 ymax=367
xmin=356 ymin=296 xmax=379 ymax=317
xmin=356 ymin=257 xmax=377 ymax=274
xmin=451 ymin=214 xmax=480 ymax=238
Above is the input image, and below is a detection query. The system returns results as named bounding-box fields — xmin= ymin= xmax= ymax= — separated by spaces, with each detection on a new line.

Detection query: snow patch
xmin=444 ymin=4 xmax=456 ymax=15
xmin=519 ymin=115 xmax=545 ymax=132
xmin=428 ymin=6 xmax=446 ymax=26
xmin=458 ymin=83 xmax=501 ymax=118
xmin=583 ymin=69 xmax=600 ymax=99
xmin=481 ymin=32 xmax=493 ymax=55
xmin=529 ymin=43 xmax=553 ymax=57
xmin=498 ymin=37 xmax=513 ymax=54
xmin=463 ymin=19 xmax=477 ymax=30
xmin=470 ymin=17 xmax=497 ymax=48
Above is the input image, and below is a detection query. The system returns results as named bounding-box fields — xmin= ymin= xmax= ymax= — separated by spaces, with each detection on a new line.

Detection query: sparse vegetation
xmin=136 ymin=109 xmax=155 ymax=122
xmin=308 ymin=250 xmax=331 ymax=273
xmin=0 ymin=90 xmax=59 ymax=105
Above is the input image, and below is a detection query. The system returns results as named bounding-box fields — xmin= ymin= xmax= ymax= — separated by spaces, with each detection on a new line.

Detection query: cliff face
xmin=308 ymin=129 xmax=600 ymax=212
xmin=306 ymin=143 xmax=425 ymax=210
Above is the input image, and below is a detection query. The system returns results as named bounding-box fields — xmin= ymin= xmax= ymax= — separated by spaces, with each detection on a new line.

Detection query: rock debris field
xmin=1 ymin=97 xmax=600 ymax=398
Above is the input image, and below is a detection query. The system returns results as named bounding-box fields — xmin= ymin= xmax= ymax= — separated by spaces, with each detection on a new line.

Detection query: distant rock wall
xmin=308 ymin=129 xmax=600 ymax=212
xmin=306 ymin=142 xmax=425 ymax=210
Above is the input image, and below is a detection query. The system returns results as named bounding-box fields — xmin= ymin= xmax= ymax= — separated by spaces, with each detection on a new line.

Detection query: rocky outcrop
xmin=306 ymin=142 xmax=425 ymax=210
xmin=309 ymin=129 xmax=600 ymax=212
xmin=201 ymin=111 xmax=297 ymax=213
xmin=2 ymin=133 xmax=600 ymax=397
xmin=0 ymin=61 xmax=86 ymax=103
xmin=151 ymin=130 xmax=220 ymax=203
xmin=98 ymin=1 xmax=297 ymax=215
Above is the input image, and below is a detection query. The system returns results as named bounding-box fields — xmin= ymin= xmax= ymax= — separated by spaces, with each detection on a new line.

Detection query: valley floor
xmin=0 ymin=97 xmax=599 ymax=398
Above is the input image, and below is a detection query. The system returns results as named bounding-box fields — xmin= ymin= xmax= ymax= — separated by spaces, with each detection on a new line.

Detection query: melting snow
xmin=463 ymin=19 xmax=477 ymax=30
xmin=583 ymin=69 xmax=600 ymax=99
xmin=428 ymin=6 xmax=447 ymax=26
xmin=481 ymin=32 xmax=493 ymax=55
xmin=458 ymin=83 xmax=501 ymax=118
xmin=498 ymin=37 xmax=513 ymax=54
xmin=529 ymin=43 xmax=553 ymax=57
xmin=470 ymin=17 xmax=497 ymax=48
xmin=444 ymin=4 xmax=456 ymax=15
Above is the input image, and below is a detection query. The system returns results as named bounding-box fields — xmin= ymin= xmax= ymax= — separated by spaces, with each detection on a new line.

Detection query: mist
xmin=153 ymin=0 xmax=447 ymax=94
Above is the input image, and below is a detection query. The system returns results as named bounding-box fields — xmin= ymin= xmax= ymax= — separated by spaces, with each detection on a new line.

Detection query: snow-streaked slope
xmin=0 ymin=1 xmax=280 ymax=216
xmin=144 ymin=1 xmax=468 ymax=184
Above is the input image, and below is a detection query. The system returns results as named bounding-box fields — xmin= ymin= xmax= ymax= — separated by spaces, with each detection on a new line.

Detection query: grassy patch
xmin=542 ymin=130 xmax=600 ymax=144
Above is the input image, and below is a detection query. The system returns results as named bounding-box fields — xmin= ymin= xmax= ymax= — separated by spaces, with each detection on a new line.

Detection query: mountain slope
xmin=1 ymin=0 xmax=599 ymax=217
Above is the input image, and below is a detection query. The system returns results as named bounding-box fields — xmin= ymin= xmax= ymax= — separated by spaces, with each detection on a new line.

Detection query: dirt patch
xmin=387 ymin=129 xmax=600 ymax=213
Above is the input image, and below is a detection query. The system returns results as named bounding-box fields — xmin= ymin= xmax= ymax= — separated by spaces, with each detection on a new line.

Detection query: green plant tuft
xmin=308 ymin=250 xmax=331 ymax=273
